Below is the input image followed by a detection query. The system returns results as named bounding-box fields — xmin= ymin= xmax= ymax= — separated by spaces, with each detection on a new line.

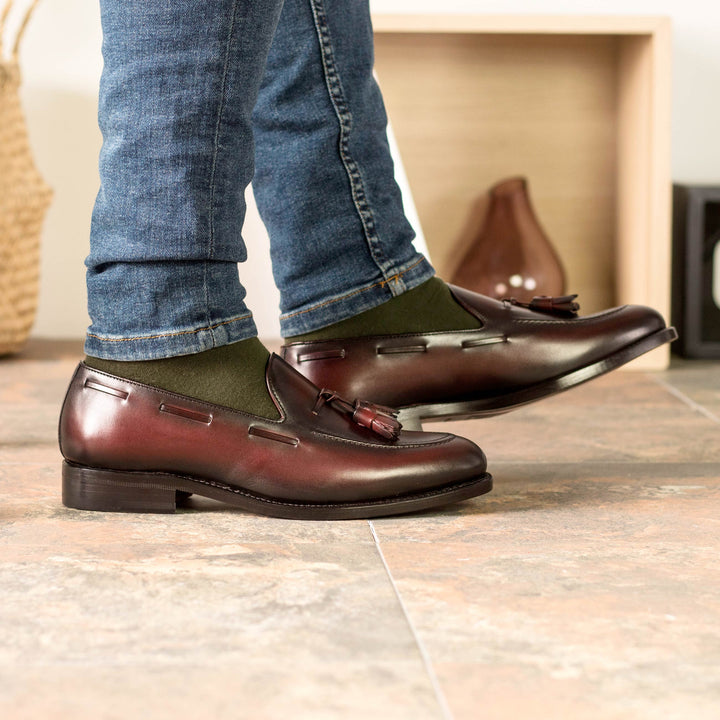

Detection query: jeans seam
xmin=206 ymin=0 xmax=242 ymax=344
xmin=86 ymin=312 xmax=253 ymax=343
xmin=280 ymin=256 xmax=425 ymax=321
xmin=308 ymin=0 xmax=401 ymax=292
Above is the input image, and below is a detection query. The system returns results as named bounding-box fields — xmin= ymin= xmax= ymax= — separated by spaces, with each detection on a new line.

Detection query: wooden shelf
xmin=373 ymin=14 xmax=672 ymax=369
xmin=373 ymin=14 xmax=670 ymax=35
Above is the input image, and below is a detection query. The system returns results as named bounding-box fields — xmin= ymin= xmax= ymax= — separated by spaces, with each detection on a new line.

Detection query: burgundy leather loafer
xmin=58 ymin=354 xmax=491 ymax=519
xmin=282 ymin=285 xmax=678 ymax=428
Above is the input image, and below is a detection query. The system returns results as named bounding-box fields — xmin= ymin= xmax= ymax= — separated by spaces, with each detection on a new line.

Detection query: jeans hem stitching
xmin=86 ymin=312 xmax=253 ymax=343
xmin=280 ymin=256 xmax=426 ymax=321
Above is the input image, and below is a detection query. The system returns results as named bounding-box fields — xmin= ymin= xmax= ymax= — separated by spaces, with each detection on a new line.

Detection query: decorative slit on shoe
xmin=297 ymin=348 xmax=346 ymax=362
xmin=248 ymin=426 xmax=299 ymax=446
xmin=376 ymin=345 xmax=427 ymax=355
xmin=159 ymin=403 xmax=213 ymax=425
xmin=84 ymin=379 xmax=129 ymax=400
xmin=461 ymin=336 xmax=508 ymax=349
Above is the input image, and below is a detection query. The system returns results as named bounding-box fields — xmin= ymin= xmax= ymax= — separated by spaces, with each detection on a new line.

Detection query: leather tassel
xmin=352 ymin=401 xmax=402 ymax=441
xmin=505 ymin=294 xmax=580 ymax=318
xmin=312 ymin=390 xmax=402 ymax=441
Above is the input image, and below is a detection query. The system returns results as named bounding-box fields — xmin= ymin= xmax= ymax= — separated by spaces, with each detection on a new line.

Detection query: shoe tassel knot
xmin=312 ymin=390 xmax=402 ymax=441
xmin=505 ymin=294 xmax=580 ymax=318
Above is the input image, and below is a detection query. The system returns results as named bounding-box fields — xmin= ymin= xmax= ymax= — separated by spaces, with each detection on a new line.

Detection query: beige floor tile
xmin=1 ymin=663 xmax=441 ymax=720
xmin=0 ymin=359 xmax=78 ymax=391
xmin=656 ymin=360 xmax=720 ymax=419
xmin=1 ymin=410 xmax=444 ymax=717
xmin=433 ymin=661 xmax=720 ymax=720
xmin=7 ymin=339 xmax=85 ymax=361
xmin=425 ymin=371 xmax=720 ymax=463
xmin=0 ymin=445 xmax=62 ymax=465
xmin=371 ymin=464 xmax=720 ymax=718
xmin=0 ymin=404 xmax=67 ymax=445
xmin=1 ymin=541 xmax=413 ymax=665
xmin=1 ymin=515 xmax=442 ymax=717
xmin=372 ymin=462 xmax=720 ymax=542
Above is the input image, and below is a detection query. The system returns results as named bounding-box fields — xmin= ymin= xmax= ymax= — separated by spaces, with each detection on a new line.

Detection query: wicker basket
xmin=0 ymin=0 xmax=52 ymax=356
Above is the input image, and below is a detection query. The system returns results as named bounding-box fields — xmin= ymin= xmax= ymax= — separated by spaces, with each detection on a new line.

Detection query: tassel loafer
xmin=58 ymin=354 xmax=491 ymax=519
xmin=281 ymin=285 xmax=678 ymax=429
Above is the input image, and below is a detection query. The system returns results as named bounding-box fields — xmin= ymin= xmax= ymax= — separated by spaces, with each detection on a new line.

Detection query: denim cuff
xmin=279 ymin=254 xmax=435 ymax=337
xmin=85 ymin=313 xmax=259 ymax=361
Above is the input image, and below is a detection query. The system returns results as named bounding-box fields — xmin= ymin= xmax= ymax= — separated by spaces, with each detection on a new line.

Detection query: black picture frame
xmin=672 ymin=184 xmax=720 ymax=358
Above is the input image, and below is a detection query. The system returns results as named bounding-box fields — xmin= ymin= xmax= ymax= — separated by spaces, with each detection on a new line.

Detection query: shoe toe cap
xmin=397 ymin=428 xmax=487 ymax=481
xmin=437 ymin=432 xmax=488 ymax=481
xmin=599 ymin=303 xmax=668 ymax=350
xmin=454 ymin=435 xmax=488 ymax=477
xmin=620 ymin=303 xmax=666 ymax=333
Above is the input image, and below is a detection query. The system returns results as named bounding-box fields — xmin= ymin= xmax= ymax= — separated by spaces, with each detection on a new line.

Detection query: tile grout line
xmin=650 ymin=375 xmax=720 ymax=425
xmin=367 ymin=520 xmax=454 ymax=720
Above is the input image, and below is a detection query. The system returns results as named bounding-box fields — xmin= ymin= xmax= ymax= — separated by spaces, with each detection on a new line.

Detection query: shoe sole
xmin=397 ymin=326 xmax=678 ymax=428
xmin=61 ymin=461 xmax=493 ymax=520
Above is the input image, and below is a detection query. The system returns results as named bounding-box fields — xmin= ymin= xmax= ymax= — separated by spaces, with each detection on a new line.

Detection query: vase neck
xmin=487 ymin=177 xmax=541 ymax=229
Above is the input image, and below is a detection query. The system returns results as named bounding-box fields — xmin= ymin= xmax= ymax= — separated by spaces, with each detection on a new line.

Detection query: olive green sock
xmin=288 ymin=277 xmax=481 ymax=342
xmin=84 ymin=337 xmax=280 ymax=419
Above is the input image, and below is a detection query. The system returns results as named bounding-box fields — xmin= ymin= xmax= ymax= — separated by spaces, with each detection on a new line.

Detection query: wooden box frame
xmin=373 ymin=14 xmax=672 ymax=369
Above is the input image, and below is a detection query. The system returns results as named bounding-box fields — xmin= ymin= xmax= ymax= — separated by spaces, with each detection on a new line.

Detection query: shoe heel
xmin=62 ymin=461 xmax=179 ymax=513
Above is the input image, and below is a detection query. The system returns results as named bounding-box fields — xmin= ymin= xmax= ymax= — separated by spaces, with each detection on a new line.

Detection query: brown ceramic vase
xmin=451 ymin=177 xmax=565 ymax=303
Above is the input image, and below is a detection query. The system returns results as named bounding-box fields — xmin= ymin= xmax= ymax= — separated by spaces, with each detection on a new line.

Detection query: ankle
xmin=287 ymin=277 xmax=481 ymax=343
xmin=84 ymin=338 xmax=280 ymax=419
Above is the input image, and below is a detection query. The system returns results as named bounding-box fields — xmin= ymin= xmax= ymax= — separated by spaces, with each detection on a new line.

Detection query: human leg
xmin=86 ymin=0 xmax=284 ymax=361
xmin=251 ymin=0 xmax=478 ymax=336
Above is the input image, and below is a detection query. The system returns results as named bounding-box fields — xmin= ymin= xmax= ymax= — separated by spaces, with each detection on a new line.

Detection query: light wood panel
xmin=373 ymin=14 xmax=668 ymax=35
xmin=375 ymin=32 xmax=619 ymax=312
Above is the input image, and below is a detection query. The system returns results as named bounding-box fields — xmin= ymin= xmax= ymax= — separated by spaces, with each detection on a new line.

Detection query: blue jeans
xmin=85 ymin=0 xmax=434 ymax=360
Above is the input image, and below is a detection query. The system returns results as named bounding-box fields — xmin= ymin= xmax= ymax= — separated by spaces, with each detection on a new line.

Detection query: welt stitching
xmin=307 ymin=430 xmax=455 ymax=450
xmin=189 ymin=473 xmax=478 ymax=507
xmin=515 ymin=307 xmax=627 ymax=325
xmin=80 ymin=465 xmax=482 ymax=509
xmin=284 ymin=325 xmax=484 ymax=347
xmin=308 ymin=0 xmax=391 ymax=281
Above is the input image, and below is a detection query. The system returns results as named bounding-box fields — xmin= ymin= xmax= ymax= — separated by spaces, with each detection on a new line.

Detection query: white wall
xmin=9 ymin=0 xmax=720 ymax=339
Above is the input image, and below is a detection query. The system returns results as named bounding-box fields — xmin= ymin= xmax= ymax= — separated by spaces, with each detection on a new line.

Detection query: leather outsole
xmin=62 ymin=461 xmax=493 ymax=520
xmin=396 ymin=326 xmax=679 ymax=428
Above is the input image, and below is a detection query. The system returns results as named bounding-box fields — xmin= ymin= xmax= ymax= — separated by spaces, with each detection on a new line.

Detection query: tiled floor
xmin=1 ymin=341 xmax=719 ymax=720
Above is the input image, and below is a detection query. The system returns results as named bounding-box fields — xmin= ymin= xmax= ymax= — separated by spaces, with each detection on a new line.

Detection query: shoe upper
xmin=281 ymin=285 xmax=669 ymax=409
xmin=58 ymin=353 xmax=486 ymax=503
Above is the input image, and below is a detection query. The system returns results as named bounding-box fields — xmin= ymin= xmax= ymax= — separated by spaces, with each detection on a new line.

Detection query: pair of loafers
xmin=59 ymin=285 xmax=676 ymax=519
